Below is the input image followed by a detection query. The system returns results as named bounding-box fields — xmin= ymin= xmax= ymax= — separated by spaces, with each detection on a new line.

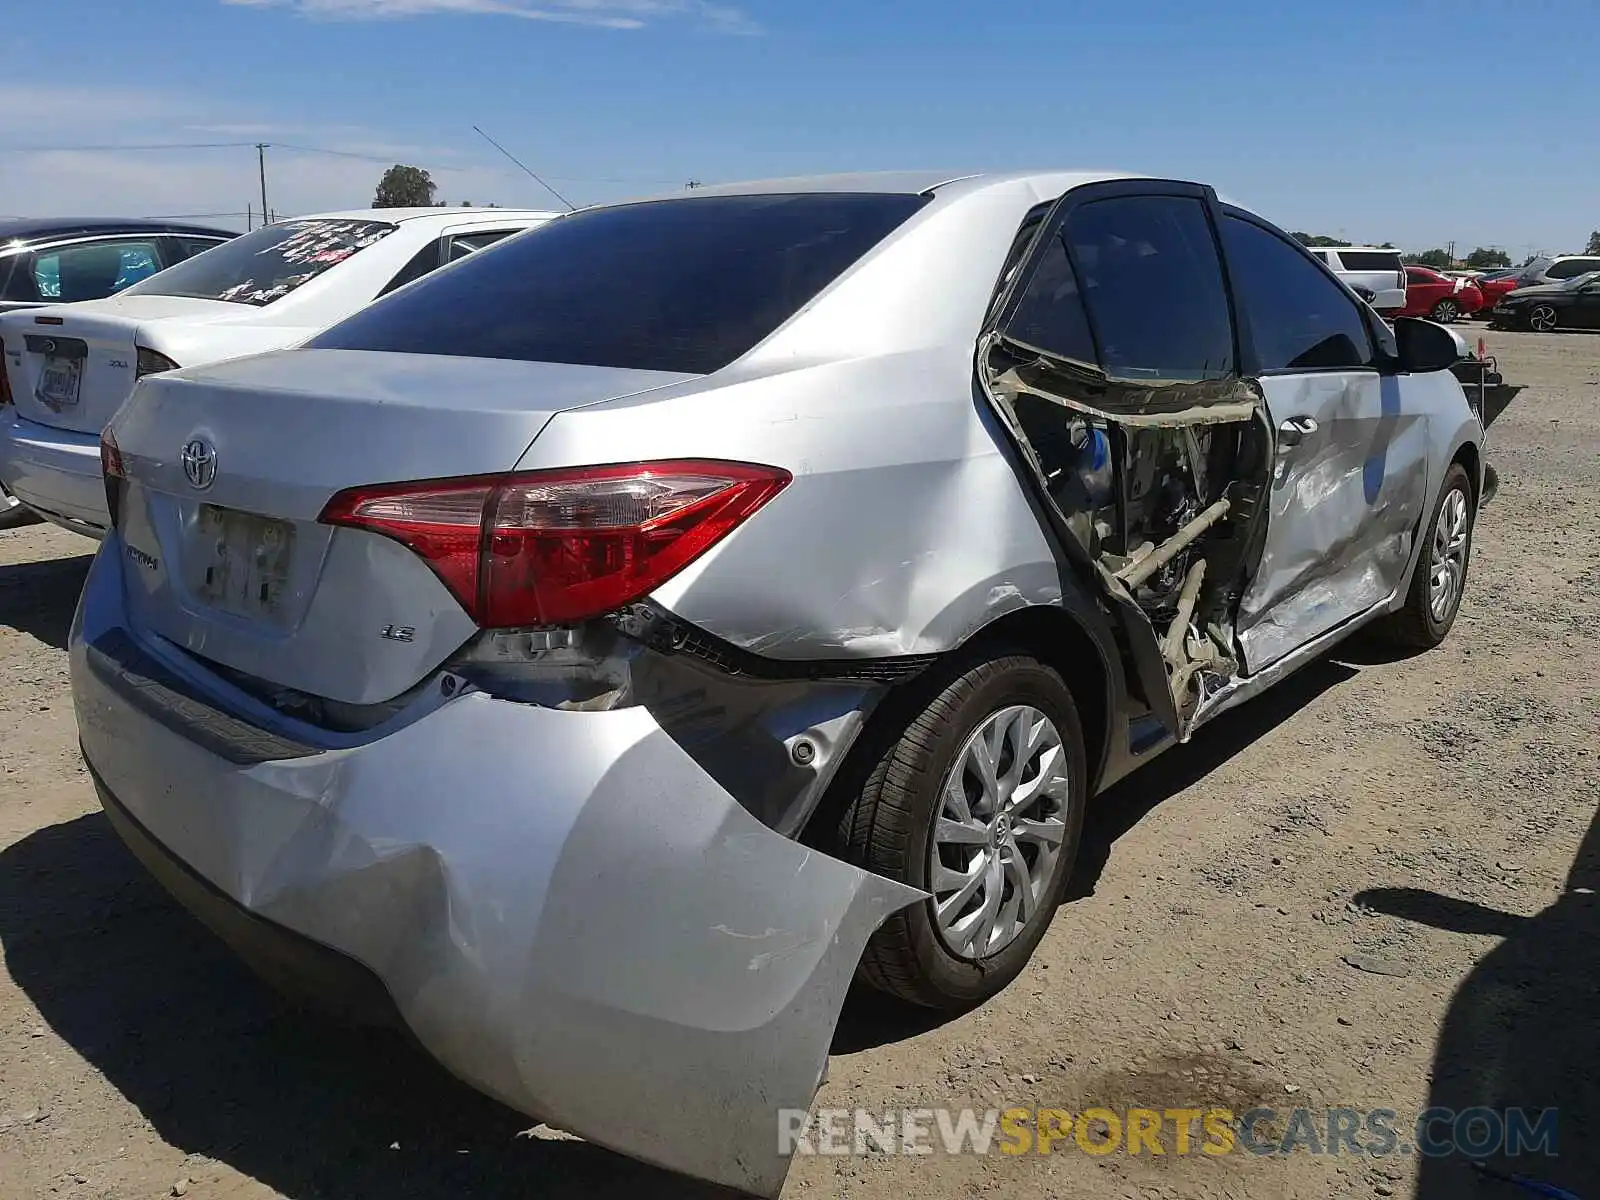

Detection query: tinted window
xmin=376 ymin=240 xmax=442 ymax=298
xmin=173 ymin=236 xmax=230 ymax=261
xmin=34 ymin=239 xmax=161 ymax=302
xmin=1548 ymin=257 xmax=1600 ymax=279
xmin=1406 ymin=267 xmax=1435 ymax=284
xmin=122 ymin=218 xmax=396 ymax=306
xmin=1005 ymin=228 xmax=1096 ymax=364
xmin=0 ymin=254 xmax=32 ymax=302
xmin=1220 ymin=216 xmax=1374 ymax=372
xmin=1338 ymin=250 xmax=1404 ymax=273
xmin=1062 ymin=195 xmax=1234 ymax=381
xmin=312 ymin=193 xmax=928 ymax=375
xmin=448 ymin=229 xmax=516 ymax=261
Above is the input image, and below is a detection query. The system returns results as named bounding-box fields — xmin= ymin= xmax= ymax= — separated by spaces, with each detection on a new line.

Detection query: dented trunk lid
xmin=108 ymin=348 xmax=698 ymax=706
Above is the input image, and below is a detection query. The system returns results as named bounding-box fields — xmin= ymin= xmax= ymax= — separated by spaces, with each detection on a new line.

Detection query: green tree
xmin=1587 ymin=230 xmax=1600 ymax=255
xmin=373 ymin=164 xmax=437 ymax=208
xmin=1405 ymin=248 xmax=1454 ymax=269
xmin=1464 ymin=247 xmax=1511 ymax=269
xmin=1291 ymin=232 xmax=1352 ymax=248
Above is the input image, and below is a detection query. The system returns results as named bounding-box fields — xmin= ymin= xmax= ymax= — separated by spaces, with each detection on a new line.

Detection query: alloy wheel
xmin=1428 ymin=486 xmax=1470 ymax=624
xmin=1529 ymin=304 xmax=1559 ymax=332
xmin=929 ymin=704 xmax=1072 ymax=960
xmin=1431 ymin=299 xmax=1459 ymax=324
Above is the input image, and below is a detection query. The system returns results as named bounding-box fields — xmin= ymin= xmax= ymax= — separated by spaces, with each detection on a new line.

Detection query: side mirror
xmin=1391 ymin=316 xmax=1466 ymax=373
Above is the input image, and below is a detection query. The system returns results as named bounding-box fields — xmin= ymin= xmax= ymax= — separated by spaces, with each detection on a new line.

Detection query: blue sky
xmin=2 ymin=0 xmax=1596 ymax=255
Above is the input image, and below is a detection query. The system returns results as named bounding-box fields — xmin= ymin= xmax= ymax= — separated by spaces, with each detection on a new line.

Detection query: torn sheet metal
xmin=72 ymin=544 xmax=924 ymax=1198
xmin=1236 ymin=372 xmax=1428 ymax=671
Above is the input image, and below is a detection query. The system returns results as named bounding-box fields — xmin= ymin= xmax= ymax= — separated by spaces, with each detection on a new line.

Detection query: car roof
xmin=1328 ymin=245 xmax=1401 ymax=254
xmin=0 ymin=217 xmax=237 ymax=244
xmin=295 ymin=207 xmax=564 ymax=224
xmin=609 ymin=170 xmax=1273 ymax=218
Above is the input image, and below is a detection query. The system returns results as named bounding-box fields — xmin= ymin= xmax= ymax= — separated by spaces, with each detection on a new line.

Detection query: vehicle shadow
xmin=1067 ymin=656 xmax=1358 ymax=901
xmin=0 ymin=552 xmax=91 ymax=651
xmin=0 ymin=812 xmax=735 ymax=1199
xmin=1356 ymin=803 xmax=1600 ymax=1198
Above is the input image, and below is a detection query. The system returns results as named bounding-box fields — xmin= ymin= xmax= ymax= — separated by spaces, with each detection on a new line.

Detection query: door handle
xmin=1277 ymin=416 xmax=1319 ymax=448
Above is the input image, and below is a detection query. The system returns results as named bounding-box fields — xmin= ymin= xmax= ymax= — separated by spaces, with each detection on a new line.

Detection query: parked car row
xmin=0 ymin=173 xmax=1494 ymax=1197
xmin=0 ymin=218 xmax=242 ymax=526
xmin=0 ymin=207 xmax=558 ymax=537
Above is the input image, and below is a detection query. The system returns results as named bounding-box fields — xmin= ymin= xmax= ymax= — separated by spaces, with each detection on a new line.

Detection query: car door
xmin=1571 ymin=277 xmax=1600 ymax=328
xmin=1221 ymin=211 xmax=1430 ymax=671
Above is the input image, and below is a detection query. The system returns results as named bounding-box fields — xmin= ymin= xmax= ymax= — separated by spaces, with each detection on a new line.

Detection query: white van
xmin=1307 ymin=245 xmax=1407 ymax=314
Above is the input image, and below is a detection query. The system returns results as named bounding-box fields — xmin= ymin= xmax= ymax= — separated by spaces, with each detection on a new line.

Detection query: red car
xmin=1472 ymin=269 xmax=1523 ymax=311
xmin=1401 ymin=266 xmax=1484 ymax=323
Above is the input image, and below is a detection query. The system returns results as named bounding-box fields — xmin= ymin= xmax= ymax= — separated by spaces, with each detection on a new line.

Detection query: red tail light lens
xmin=99 ymin=427 xmax=125 ymax=480
xmin=320 ymin=460 xmax=791 ymax=627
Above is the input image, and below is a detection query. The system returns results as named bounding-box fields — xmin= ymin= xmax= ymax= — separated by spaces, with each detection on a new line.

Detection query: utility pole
xmin=247 ymin=202 xmax=253 ymax=231
xmin=256 ymin=143 xmax=270 ymax=227
xmin=686 ymin=179 xmax=704 ymax=189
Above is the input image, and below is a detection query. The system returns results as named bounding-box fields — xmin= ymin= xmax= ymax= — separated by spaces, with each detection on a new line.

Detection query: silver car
xmin=72 ymin=171 xmax=1487 ymax=1196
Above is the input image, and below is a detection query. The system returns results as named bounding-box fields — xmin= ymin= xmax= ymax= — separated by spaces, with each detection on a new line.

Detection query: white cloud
xmin=221 ymin=0 xmax=758 ymax=32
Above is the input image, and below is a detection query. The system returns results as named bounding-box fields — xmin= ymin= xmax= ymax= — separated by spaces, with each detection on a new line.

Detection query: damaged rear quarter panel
xmin=517 ymin=347 xmax=1070 ymax=660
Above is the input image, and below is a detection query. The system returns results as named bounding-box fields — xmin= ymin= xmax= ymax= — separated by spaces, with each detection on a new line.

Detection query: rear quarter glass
xmin=308 ymin=192 xmax=932 ymax=376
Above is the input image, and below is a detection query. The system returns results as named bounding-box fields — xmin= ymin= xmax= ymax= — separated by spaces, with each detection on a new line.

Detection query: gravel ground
xmin=0 ymin=328 xmax=1596 ymax=1200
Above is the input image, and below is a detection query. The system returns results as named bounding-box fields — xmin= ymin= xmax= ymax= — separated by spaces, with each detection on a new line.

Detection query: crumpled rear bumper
xmin=70 ymin=538 xmax=923 ymax=1197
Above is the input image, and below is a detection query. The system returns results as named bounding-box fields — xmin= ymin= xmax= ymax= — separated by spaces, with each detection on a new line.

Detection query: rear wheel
xmin=1377 ymin=462 xmax=1473 ymax=649
xmin=1528 ymin=304 xmax=1560 ymax=332
xmin=841 ymin=654 xmax=1086 ymax=1010
xmin=1430 ymin=298 xmax=1460 ymax=324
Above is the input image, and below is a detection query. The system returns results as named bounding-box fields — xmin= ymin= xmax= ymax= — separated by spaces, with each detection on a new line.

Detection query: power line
xmin=0 ymin=141 xmax=256 ymax=153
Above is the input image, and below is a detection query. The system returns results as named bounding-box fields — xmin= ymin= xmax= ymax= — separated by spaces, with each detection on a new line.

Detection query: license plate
xmin=195 ymin=505 xmax=295 ymax=618
xmin=36 ymin=355 xmax=83 ymax=410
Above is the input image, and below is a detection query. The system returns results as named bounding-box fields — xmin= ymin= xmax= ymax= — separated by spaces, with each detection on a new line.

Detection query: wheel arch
xmin=798 ymin=599 xmax=1118 ymax=850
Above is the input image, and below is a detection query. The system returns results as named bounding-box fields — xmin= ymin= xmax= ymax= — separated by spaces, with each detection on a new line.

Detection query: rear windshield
xmin=308 ymin=192 xmax=930 ymax=375
xmin=122 ymin=218 xmax=396 ymax=306
xmin=1337 ymin=251 xmax=1403 ymax=272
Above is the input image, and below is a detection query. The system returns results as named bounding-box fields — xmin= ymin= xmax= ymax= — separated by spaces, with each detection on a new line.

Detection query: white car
xmin=0 ymin=207 xmax=559 ymax=537
xmin=1307 ymin=245 xmax=1407 ymax=314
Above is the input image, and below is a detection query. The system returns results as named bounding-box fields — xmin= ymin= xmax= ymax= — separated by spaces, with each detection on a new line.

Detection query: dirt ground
xmin=0 ymin=327 xmax=1596 ymax=1200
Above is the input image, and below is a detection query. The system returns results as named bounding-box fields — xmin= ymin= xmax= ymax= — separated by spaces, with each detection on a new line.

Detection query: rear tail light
xmin=0 ymin=339 xmax=11 ymax=407
xmin=100 ymin=428 xmax=126 ymax=528
xmin=320 ymin=460 xmax=791 ymax=627
xmin=136 ymin=347 xmax=180 ymax=378
xmin=99 ymin=428 xmax=125 ymax=480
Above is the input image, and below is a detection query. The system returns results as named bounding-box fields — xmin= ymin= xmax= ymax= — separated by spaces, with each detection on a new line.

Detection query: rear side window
xmin=1406 ymin=267 xmax=1435 ymax=284
xmin=1220 ymin=216 xmax=1374 ymax=372
xmin=448 ymin=229 xmax=516 ymax=261
xmin=1338 ymin=250 xmax=1404 ymax=273
xmin=173 ymin=236 xmax=230 ymax=261
xmin=1005 ymin=228 xmax=1096 ymax=364
xmin=310 ymin=193 xmax=929 ymax=375
xmin=1061 ymin=195 xmax=1234 ymax=381
xmin=377 ymin=240 xmax=442 ymax=298
xmin=34 ymin=239 xmax=161 ymax=302
xmin=122 ymin=218 xmax=396 ymax=306
xmin=1548 ymin=257 xmax=1600 ymax=279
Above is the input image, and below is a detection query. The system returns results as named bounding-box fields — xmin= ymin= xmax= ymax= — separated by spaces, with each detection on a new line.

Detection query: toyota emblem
xmin=181 ymin=437 xmax=217 ymax=490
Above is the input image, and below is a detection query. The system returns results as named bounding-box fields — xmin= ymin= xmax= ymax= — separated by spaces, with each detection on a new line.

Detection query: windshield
xmin=308 ymin=192 xmax=930 ymax=375
xmin=122 ymin=218 xmax=396 ymax=306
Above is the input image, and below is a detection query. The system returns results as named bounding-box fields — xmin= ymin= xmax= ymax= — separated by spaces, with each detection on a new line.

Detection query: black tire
xmin=0 ymin=488 xmax=41 ymax=531
xmin=1377 ymin=462 xmax=1474 ymax=649
xmin=1528 ymin=304 xmax=1560 ymax=333
xmin=1430 ymin=298 xmax=1460 ymax=324
xmin=840 ymin=654 xmax=1087 ymax=1011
